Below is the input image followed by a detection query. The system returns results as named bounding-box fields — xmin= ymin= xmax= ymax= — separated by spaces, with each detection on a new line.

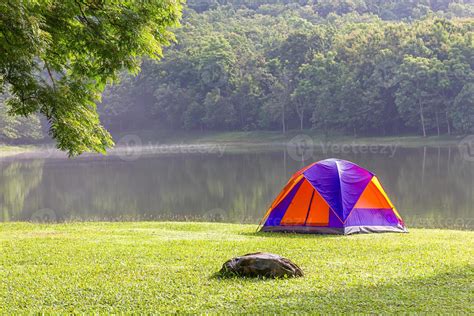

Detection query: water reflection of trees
xmin=389 ymin=148 xmax=473 ymax=229
xmin=0 ymin=148 xmax=472 ymax=228
xmin=0 ymin=160 xmax=44 ymax=221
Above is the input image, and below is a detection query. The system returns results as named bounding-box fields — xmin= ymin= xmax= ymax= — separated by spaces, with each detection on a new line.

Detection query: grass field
xmin=0 ymin=222 xmax=472 ymax=313
xmin=0 ymin=131 xmax=464 ymax=160
xmin=0 ymin=145 xmax=35 ymax=158
xmin=116 ymin=129 xmax=464 ymax=147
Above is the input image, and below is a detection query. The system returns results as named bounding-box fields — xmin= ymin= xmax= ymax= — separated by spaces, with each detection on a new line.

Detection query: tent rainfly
xmin=259 ymin=158 xmax=407 ymax=235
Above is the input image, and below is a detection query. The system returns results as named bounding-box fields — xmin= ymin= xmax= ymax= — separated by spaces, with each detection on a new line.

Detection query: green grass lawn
xmin=0 ymin=222 xmax=472 ymax=313
xmin=192 ymin=130 xmax=464 ymax=147
xmin=0 ymin=131 xmax=464 ymax=159
xmin=113 ymin=129 xmax=464 ymax=147
xmin=0 ymin=145 xmax=35 ymax=158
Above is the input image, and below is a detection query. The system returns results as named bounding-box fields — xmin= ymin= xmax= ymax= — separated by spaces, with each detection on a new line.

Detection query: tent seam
xmin=335 ymin=160 xmax=344 ymax=219
xmin=303 ymin=189 xmax=315 ymax=226
xmin=342 ymin=175 xmax=374 ymax=224
xmin=302 ymin=173 xmax=344 ymax=225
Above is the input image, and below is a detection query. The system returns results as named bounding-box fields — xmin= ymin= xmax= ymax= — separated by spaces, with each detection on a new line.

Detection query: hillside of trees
xmin=2 ymin=0 xmax=473 ymax=143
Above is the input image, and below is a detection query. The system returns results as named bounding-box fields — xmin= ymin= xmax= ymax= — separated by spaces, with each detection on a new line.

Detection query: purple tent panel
xmin=264 ymin=178 xmax=304 ymax=226
xmin=345 ymin=208 xmax=400 ymax=227
xmin=303 ymin=158 xmax=373 ymax=220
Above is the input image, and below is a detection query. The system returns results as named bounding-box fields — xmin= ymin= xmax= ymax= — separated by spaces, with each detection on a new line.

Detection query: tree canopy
xmin=99 ymin=1 xmax=473 ymax=137
xmin=1 ymin=0 xmax=473 ymax=153
xmin=0 ymin=0 xmax=182 ymax=155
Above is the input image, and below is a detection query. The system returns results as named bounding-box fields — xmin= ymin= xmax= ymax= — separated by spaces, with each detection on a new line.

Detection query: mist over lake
xmin=2 ymin=144 xmax=472 ymax=229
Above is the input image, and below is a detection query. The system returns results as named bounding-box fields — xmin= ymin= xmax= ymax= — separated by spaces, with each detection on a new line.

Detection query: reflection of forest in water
xmin=0 ymin=146 xmax=473 ymax=229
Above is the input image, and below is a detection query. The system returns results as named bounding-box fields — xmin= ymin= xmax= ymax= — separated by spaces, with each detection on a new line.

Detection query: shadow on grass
xmin=250 ymin=266 xmax=473 ymax=313
xmin=239 ymin=231 xmax=342 ymax=239
xmin=210 ymin=270 xmax=301 ymax=282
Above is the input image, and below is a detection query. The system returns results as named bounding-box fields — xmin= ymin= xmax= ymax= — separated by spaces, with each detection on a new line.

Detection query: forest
xmin=1 ymin=2 xmax=473 ymax=313
xmin=2 ymin=0 xmax=473 ymax=143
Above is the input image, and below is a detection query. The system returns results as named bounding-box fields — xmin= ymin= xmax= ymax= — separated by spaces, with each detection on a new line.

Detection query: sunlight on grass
xmin=0 ymin=145 xmax=34 ymax=157
xmin=0 ymin=222 xmax=472 ymax=313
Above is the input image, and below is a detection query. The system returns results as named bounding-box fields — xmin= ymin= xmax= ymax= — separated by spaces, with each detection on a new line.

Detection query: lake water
xmin=1 ymin=143 xmax=473 ymax=229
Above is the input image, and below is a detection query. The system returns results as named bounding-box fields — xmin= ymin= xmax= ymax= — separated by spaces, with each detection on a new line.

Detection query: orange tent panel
xmin=306 ymin=189 xmax=330 ymax=226
xmin=270 ymin=174 xmax=304 ymax=210
xmin=371 ymin=176 xmax=402 ymax=219
xmin=280 ymin=179 xmax=314 ymax=225
xmin=354 ymin=177 xmax=391 ymax=209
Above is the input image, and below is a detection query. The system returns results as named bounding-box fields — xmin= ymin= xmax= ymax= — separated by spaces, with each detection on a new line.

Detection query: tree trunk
xmin=437 ymin=146 xmax=441 ymax=173
xmin=281 ymin=103 xmax=286 ymax=134
xmin=239 ymin=106 xmax=244 ymax=130
xmin=421 ymin=146 xmax=426 ymax=188
xmin=419 ymin=98 xmax=427 ymax=137
xmin=295 ymin=100 xmax=304 ymax=131
xmin=435 ymin=111 xmax=440 ymax=136
xmin=300 ymin=108 xmax=304 ymax=131
xmin=445 ymin=111 xmax=451 ymax=135
xmin=447 ymin=146 xmax=451 ymax=174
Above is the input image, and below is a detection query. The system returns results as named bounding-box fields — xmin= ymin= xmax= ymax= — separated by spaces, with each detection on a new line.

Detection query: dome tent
xmin=259 ymin=159 xmax=407 ymax=235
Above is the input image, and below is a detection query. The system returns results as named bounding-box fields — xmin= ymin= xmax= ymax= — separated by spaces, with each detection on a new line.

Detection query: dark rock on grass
xmin=219 ymin=252 xmax=303 ymax=278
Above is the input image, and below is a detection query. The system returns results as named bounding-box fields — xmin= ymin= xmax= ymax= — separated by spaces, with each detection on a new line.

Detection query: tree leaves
xmin=0 ymin=0 xmax=183 ymax=155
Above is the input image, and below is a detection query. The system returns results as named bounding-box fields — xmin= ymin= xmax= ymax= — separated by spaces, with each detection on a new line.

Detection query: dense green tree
xmin=3 ymin=1 xmax=472 ymax=148
xmin=452 ymin=83 xmax=474 ymax=133
xmin=186 ymin=0 xmax=472 ymax=20
xmin=395 ymin=56 xmax=442 ymax=137
xmin=0 ymin=0 xmax=182 ymax=155
xmin=0 ymin=105 xmax=43 ymax=143
xmin=108 ymin=13 xmax=471 ymax=138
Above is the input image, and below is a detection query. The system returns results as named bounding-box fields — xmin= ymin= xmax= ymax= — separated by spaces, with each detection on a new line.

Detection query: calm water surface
xmin=1 ymin=144 xmax=473 ymax=229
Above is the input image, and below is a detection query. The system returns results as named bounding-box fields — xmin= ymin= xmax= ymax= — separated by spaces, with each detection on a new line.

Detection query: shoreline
xmin=1 ymin=219 xmax=472 ymax=231
xmin=0 ymin=132 xmax=466 ymax=159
